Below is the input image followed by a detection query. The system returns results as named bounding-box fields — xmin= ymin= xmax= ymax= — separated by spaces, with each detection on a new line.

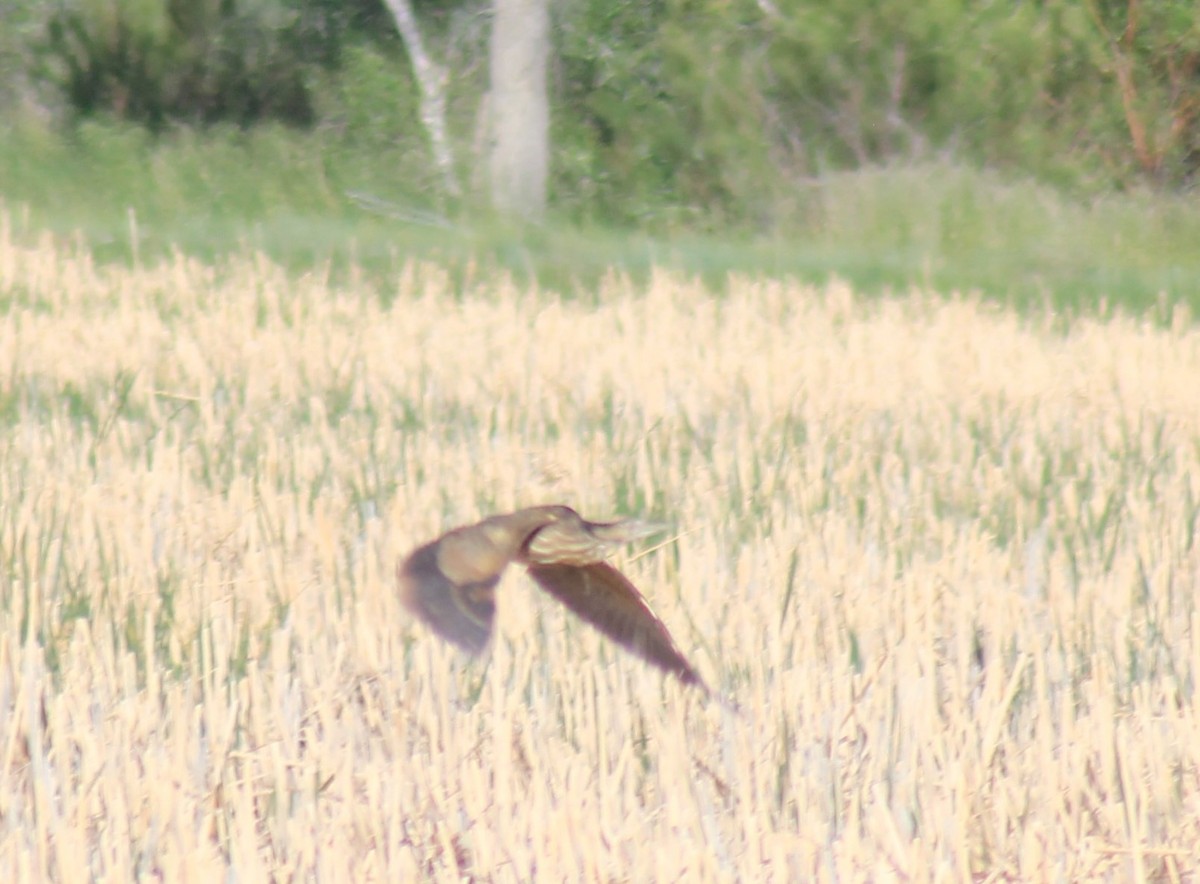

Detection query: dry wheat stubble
xmin=1 ymin=227 xmax=1199 ymax=880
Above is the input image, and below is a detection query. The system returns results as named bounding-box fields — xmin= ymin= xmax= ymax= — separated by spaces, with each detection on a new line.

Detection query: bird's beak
xmin=587 ymin=518 xmax=669 ymax=545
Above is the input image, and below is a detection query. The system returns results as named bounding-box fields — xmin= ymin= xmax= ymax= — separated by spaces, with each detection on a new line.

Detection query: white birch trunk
xmin=381 ymin=0 xmax=460 ymax=198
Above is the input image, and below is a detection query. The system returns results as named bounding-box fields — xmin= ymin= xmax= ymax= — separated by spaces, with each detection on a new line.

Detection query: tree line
xmin=1 ymin=0 xmax=1196 ymax=228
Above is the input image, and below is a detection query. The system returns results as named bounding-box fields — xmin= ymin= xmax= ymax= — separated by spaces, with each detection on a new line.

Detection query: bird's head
xmin=522 ymin=509 xmax=666 ymax=565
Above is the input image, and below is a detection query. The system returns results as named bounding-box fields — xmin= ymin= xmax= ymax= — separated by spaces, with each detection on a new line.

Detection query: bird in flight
xmin=397 ymin=505 xmax=711 ymax=695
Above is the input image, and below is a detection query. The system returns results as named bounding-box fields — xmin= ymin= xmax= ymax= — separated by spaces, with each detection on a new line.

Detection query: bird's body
xmin=397 ymin=505 xmax=711 ymax=695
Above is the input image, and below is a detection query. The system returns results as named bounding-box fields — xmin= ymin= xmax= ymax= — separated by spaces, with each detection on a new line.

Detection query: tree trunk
xmin=381 ymin=0 xmax=460 ymax=198
xmin=489 ymin=0 xmax=550 ymax=222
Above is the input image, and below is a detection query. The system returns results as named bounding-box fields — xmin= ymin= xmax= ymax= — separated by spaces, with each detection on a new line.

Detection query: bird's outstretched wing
xmin=397 ymin=507 xmax=566 ymax=654
xmin=398 ymin=506 xmax=714 ymax=697
xmin=396 ymin=538 xmax=498 ymax=654
xmin=524 ymin=560 xmax=709 ymax=692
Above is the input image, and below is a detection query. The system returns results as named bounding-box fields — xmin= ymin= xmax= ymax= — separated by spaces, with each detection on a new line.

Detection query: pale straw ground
xmin=1 ymin=221 xmax=1198 ymax=881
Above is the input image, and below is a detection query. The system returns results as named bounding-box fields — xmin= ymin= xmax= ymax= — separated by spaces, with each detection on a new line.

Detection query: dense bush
xmin=6 ymin=0 xmax=1199 ymax=227
xmin=30 ymin=0 xmax=384 ymax=128
xmin=548 ymin=0 xmax=1199 ymax=227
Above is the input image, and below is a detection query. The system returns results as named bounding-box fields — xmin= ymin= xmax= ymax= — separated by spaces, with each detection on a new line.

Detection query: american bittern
xmin=397 ymin=505 xmax=709 ymax=694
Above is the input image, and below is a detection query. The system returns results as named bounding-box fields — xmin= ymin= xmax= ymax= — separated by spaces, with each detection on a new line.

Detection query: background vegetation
xmin=0 ymin=0 xmax=1197 ymax=312
xmin=2 ymin=4 xmax=1199 ymax=877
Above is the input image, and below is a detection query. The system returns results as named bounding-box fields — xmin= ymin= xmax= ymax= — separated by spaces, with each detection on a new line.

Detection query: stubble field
xmin=1 ymin=223 xmax=1198 ymax=881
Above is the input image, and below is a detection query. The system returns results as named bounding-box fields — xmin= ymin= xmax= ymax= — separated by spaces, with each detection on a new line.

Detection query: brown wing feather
xmin=397 ymin=508 xmax=569 ymax=654
xmin=397 ymin=539 xmax=498 ymax=654
xmin=524 ymin=561 xmax=708 ymax=692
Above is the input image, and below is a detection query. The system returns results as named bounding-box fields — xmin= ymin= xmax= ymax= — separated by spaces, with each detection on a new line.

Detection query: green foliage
xmin=0 ymin=1 xmax=44 ymax=111
xmin=4 ymin=104 xmax=1198 ymax=318
xmin=1084 ymin=0 xmax=1200 ymax=184
xmin=552 ymin=0 xmax=677 ymax=225
xmin=551 ymin=0 xmax=783 ymax=228
xmin=36 ymin=0 xmax=320 ymax=127
xmin=759 ymin=0 xmax=960 ymax=162
xmin=319 ymin=43 xmax=418 ymax=149
xmin=311 ymin=42 xmax=441 ymax=203
xmin=4 ymin=0 xmax=1200 ymax=278
xmin=551 ymin=0 xmax=1200 ymax=225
